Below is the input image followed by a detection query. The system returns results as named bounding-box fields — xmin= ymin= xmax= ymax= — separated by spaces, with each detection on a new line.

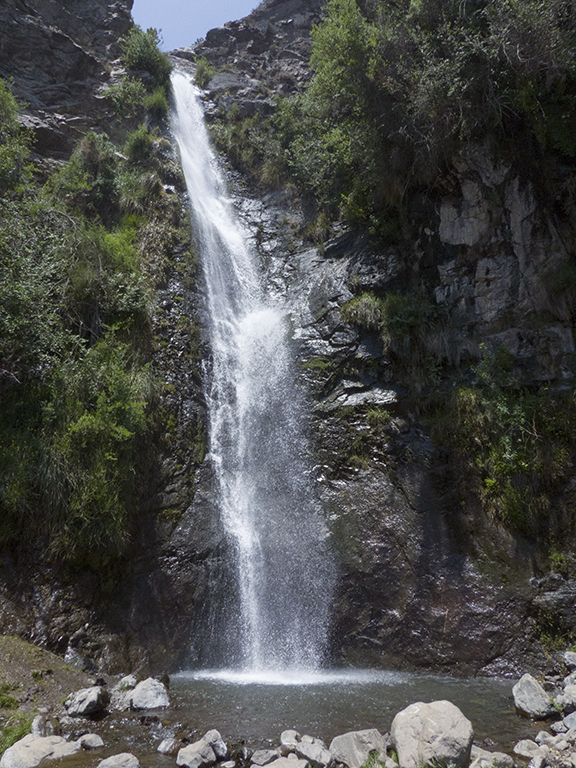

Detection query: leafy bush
xmin=341 ymin=289 xmax=449 ymax=387
xmin=105 ymin=76 xmax=146 ymax=118
xmin=244 ymin=0 xmax=576 ymax=228
xmin=143 ymin=86 xmax=169 ymax=120
xmin=0 ymin=714 xmax=32 ymax=756
xmin=124 ymin=124 xmax=154 ymax=164
xmin=432 ymin=346 xmax=576 ymax=539
xmin=0 ymin=77 xmax=183 ymax=567
xmin=120 ymin=26 xmax=172 ymax=89
xmin=194 ymin=56 xmax=216 ymax=88
xmin=0 ymin=80 xmax=31 ymax=192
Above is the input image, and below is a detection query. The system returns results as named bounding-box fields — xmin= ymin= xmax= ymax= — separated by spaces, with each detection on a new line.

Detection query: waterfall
xmin=170 ymin=70 xmax=335 ymax=672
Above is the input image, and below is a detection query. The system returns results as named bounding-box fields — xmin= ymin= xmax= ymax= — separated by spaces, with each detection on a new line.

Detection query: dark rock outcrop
xmin=0 ymin=0 xmax=133 ymax=160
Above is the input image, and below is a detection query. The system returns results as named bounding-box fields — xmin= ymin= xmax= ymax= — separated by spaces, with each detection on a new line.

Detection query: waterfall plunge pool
xmin=166 ymin=669 xmax=536 ymax=752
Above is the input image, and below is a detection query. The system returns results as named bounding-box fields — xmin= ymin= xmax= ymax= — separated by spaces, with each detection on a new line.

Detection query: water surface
xmin=169 ymin=669 xmax=537 ymax=751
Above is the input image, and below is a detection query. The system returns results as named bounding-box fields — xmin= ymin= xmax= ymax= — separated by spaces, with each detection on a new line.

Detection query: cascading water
xmin=170 ymin=70 xmax=335 ymax=673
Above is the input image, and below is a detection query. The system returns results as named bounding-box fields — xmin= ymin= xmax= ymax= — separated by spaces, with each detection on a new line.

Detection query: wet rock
xmin=202 ymin=730 xmax=228 ymax=760
xmin=252 ymin=750 xmax=280 ymax=765
xmin=98 ymin=754 xmax=139 ymax=768
xmin=555 ymin=686 xmax=576 ymax=715
xmin=390 ymin=701 xmax=473 ymax=768
xmin=514 ymin=740 xmax=541 ymax=758
xmin=80 ymin=734 xmax=104 ymax=749
xmin=0 ymin=735 xmax=81 ymax=768
xmin=565 ymin=653 xmax=576 ymax=671
xmin=469 ymin=745 xmax=514 ymax=768
xmin=64 ymin=686 xmax=110 ymax=717
xmin=128 ymin=678 xmax=169 ymax=710
xmin=177 ymin=740 xmax=217 ymax=768
xmin=30 ymin=715 xmax=60 ymax=737
xmin=513 ymin=674 xmax=556 ymax=719
xmin=329 ymin=729 xmax=386 ymax=768
xmin=158 ymin=738 xmax=185 ymax=756
xmin=294 ymin=741 xmax=333 ymax=768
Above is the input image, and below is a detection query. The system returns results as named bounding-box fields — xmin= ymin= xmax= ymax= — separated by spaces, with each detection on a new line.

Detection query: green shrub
xmin=105 ymin=76 xmax=146 ymax=118
xmin=143 ymin=86 xmax=169 ymax=120
xmin=194 ymin=56 xmax=216 ymax=88
xmin=0 ymin=80 xmax=31 ymax=192
xmin=431 ymin=347 xmax=576 ymax=540
xmin=120 ymin=26 xmax=172 ymax=89
xmin=124 ymin=125 xmax=154 ymax=164
xmin=0 ymin=91 xmax=170 ymax=566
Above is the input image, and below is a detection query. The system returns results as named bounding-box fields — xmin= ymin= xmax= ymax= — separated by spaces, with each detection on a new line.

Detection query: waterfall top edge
xmin=174 ymin=669 xmax=411 ymax=686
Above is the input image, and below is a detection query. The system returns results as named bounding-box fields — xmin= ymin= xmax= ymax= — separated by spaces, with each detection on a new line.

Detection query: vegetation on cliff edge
xmin=0 ymin=28 xmax=181 ymax=568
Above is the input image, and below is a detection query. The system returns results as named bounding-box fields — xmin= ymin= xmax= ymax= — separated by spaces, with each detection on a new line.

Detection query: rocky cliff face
xmin=166 ymin=0 xmax=576 ymax=675
xmin=0 ymin=0 xmax=133 ymax=161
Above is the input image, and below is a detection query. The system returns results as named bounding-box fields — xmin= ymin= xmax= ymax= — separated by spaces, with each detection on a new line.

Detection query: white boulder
xmin=266 ymin=759 xmax=308 ymax=768
xmin=80 ymin=734 xmax=104 ymax=749
xmin=65 ymin=686 xmax=110 ymax=717
xmin=390 ymin=700 xmax=473 ymax=768
xmin=329 ymin=729 xmax=386 ymax=768
xmin=0 ymin=735 xmax=81 ymax=768
xmin=202 ymin=730 xmax=227 ymax=760
xmin=295 ymin=741 xmax=334 ymax=768
xmin=251 ymin=750 xmax=280 ymax=766
xmin=469 ymin=745 xmax=513 ymax=768
xmin=128 ymin=678 xmax=169 ymax=710
xmin=555 ymin=685 xmax=576 ymax=714
xmin=513 ymin=674 xmax=555 ymax=719
xmin=177 ymin=739 xmax=216 ymax=768
xmin=98 ymin=754 xmax=139 ymax=768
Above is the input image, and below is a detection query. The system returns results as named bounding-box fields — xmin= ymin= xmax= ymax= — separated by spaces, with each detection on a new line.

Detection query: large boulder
xmin=64 ymin=686 xmax=110 ymax=718
xmin=513 ymin=674 xmax=555 ymax=719
xmin=98 ymin=754 xmax=139 ymax=768
xmin=329 ymin=729 xmax=386 ymax=768
xmin=390 ymin=700 xmax=473 ymax=768
xmin=177 ymin=740 xmax=217 ymax=768
xmin=128 ymin=678 xmax=169 ymax=710
xmin=0 ymin=735 xmax=81 ymax=768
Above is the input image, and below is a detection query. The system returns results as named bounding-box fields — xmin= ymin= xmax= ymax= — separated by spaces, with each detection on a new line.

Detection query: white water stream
xmin=170 ymin=71 xmax=335 ymax=673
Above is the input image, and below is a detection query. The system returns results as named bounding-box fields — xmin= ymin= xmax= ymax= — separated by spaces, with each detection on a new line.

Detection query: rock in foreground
xmin=390 ymin=700 xmax=473 ymax=768
xmin=65 ymin=686 xmax=110 ymax=718
xmin=513 ymin=674 xmax=555 ymax=719
xmin=128 ymin=678 xmax=169 ymax=710
xmin=0 ymin=735 xmax=81 ymax=768
xmin=329 ymin=729 xmax=387 ymax=768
